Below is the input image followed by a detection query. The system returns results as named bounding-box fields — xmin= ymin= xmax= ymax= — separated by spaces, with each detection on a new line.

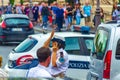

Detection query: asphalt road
xmin=0 ymin=44 xmax=17 ymax=68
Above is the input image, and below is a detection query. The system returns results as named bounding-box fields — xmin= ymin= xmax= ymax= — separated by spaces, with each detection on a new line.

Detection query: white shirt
xmin=16 ymin=6 xmax=22 ymax=14
xmin=76 ymin=9 xmax=81 ymax=16
xmin=49 ymin=48 xmax=69 ymax=75
xmin=27 ymin=64 xmax=52 ymax=78
xmin=0 ymin=68 xmax=8 ymax=77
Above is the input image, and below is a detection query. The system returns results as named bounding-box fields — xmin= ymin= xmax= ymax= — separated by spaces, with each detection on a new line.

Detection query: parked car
xmin=0 ymin=14 xmax=34 ymax=44
xmin=87 ymin=20 xmax=120 ymax=80
xmin=5 ymin=27 xmax=95 ymax=80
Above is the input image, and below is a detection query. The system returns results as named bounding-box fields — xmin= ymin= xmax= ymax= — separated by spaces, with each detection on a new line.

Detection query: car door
xmin=87 ymin=29 xmax=110 ymax=80
xmin=65 ymin=37 xmax=94 ymax=80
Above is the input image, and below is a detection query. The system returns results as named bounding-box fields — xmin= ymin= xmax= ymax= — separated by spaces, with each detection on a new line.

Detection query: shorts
xmin=52 ymin=19 xmax=56 ymax=25
xmin=85 ymin=16 xmax=91 ymax=22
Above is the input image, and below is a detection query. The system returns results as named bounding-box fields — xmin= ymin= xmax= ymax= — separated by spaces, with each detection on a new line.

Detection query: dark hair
xmin=117 ymin=4 xmax=120 ymax=11
xmin=57 ymin=42 xmax=65 ymax=49
xmin=37 ymin=47 xmax=51 ymax=62
xmin=51 ymin=38 xmax=65 ymax=49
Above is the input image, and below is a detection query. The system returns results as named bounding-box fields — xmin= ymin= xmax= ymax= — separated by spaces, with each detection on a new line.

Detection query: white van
xmin=87 ymin=20 xmax=120 ymax=80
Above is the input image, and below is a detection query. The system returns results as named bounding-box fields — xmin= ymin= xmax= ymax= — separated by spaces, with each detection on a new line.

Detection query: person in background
xmin=100 ymin=7 xmax=104 ymax=23
xmin=48 ymin=3 xmax=53 ymax=27
xmin=74 ymin=3 xmax=83 ymax=25
xmin=0 ymin=56 xmax=8 ymax=78
xmin=93 ymin=7 xmax=104 ymax=26
xmin=41 ymin=2 xmax=49 ymax=30
xmin=111 ymin=2 xmax=118 ymax=20
xmin=38 ymin=2 xmax=44 ymax=26
xmin=112 ymin=3 xmax=120 ymax=20
xmin=51 ymin=1 xmax=58 ymax=29
xmin=6 ymin=2 xmax=12 ymax=14
xmin=26 ymin=47 xmax=52 ymax=78
xmin=55 ymin=4 xmax=64 ymax=32
xmin=83 ymin=0 xmax=92 ymax=26
xmin=32 ymin=3 xmax=39 ymax=26
xmin=66 ymin=4 xmax=73 ymax=30
xmin=24 ymin=4 xmax=30 ymax=16
xmin=13 ymin=4 xmax=17 ymax=14
xmin=63 ymin=3 xmax=69 ymax=30
xmin=16 ymin=3 xmax=23 ymax=14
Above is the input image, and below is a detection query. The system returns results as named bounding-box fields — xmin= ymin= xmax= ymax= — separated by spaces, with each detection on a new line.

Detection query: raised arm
xmin=52 ymin=42 xmax=58 ymax=67
xmin=43 ymin=30 xmax=55 ymax=48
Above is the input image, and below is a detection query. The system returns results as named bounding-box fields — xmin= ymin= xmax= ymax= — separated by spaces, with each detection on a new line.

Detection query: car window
xmin=5 ymin=18 xmax=29 ymax=25
xmin=65 ymin=37 xmax=80 ymax=55
xmin=116 ymin=39 xmax=120 ymax=59
xmin=14 ymin=38 xmax=38 ymax=53
xmin=85 ymin=39 xmax=94 ymax=53
xmin=94 ymin=29 xmax=109 ymax=59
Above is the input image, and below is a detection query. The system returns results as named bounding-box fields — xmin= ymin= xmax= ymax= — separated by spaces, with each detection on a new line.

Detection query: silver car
xmin=87 ymin=20 xmax=120 ymax=80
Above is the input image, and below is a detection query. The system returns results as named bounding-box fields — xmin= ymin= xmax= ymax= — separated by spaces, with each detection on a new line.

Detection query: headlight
xmin=8 ymin=60 xmax=16 ymax=68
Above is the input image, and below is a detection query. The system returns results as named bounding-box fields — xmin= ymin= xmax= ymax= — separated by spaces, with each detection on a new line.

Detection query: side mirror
xmin=92 ymin=52 xmax=97 ymax=58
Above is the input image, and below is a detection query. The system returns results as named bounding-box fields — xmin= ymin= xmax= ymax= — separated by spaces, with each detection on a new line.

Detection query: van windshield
xmin=94 ymin=29 xmax=109 ymax=60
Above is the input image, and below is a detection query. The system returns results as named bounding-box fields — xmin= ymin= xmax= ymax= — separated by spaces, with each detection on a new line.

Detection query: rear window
xmin=94 ymin=29 xmax=109 ymax=59
xmin=49 ymin=37 xmax=94 ymax=56
xmin=49 ymin=37 xmax=81 ymax=55
xmin=85 ymin=38 xmax=94 ymax=53
xmin=116 ymin=39 xmax=120 ymax=59
xmin=14 ymin=38 xmax=38 ymax=53
xmin=5 ymin=18 xmax=29 ymax=25
xmin=65 ymin=37 xmax=80 ymax=55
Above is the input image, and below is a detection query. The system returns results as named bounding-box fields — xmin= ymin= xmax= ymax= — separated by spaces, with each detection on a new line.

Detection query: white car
xmin=87 ymin=20 xmax=120 ymax=80
xmin=5 ymin=29 xmax=95 ymax=80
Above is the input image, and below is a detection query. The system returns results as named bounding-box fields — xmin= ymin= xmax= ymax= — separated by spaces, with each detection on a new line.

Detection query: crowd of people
xmin=0 ymin=0 xmax=120 ymax=32
xmin=0 ymin=0 xmax=94 ymax=32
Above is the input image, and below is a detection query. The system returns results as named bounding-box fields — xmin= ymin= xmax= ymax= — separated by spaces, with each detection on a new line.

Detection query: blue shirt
xmin=51 ymin=6 xmax=58 ymax=15
xmin=83 ymin=5 xmax=91 ymax=16
xmin=56 ymin=8 xmax=64 ymax=18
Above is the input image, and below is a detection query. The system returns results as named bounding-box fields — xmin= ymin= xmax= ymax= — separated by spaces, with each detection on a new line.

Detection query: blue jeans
xmin=56 ymin=17 xmax=63 ymax=32
xmin=42 ymin=15 xmax=48 ymax=28
xmin=76 ymin=15 xmax=81 ymax=25
xmin=67 ymin=16 xmax=72 ymax=24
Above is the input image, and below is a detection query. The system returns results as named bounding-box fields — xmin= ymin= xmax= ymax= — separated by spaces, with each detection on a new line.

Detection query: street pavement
xmin=33 ymin=24 xmax=96 ymax=34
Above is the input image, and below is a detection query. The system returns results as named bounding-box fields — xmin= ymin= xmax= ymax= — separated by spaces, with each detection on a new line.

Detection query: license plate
xmin=12 ymin=28 xmax=22 ymax=31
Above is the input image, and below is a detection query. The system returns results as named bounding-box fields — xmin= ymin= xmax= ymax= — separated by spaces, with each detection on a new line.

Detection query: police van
xmin=5 ymin=26 xmax=95 ymax=80
xmin=87 ymin=20 xmax=120 ymax=80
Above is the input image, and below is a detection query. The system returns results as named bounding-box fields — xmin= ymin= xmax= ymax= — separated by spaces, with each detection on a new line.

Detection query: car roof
xmin=99 ymin=20 xmax=120 ymax=30
xmin=1 ymin=14 xmax=29 ymax=19
xmin=29 ymin=32 xmax=95 ymax=40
